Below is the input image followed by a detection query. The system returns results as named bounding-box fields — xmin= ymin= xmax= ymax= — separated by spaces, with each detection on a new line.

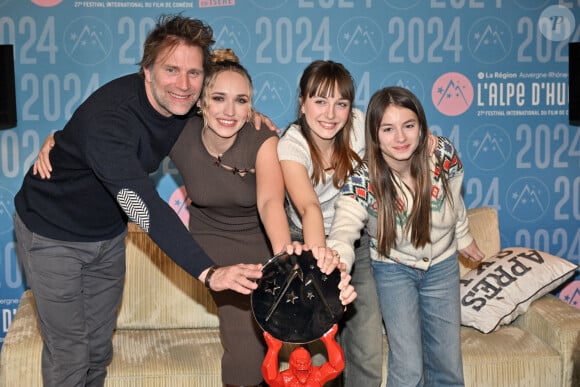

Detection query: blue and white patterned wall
xmin=0 ymin=0 xmax=579 ymax=348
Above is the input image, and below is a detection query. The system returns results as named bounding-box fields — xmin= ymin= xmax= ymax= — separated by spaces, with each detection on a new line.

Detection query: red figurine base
xmin=261 ymin=324 xmax=344 ymax=387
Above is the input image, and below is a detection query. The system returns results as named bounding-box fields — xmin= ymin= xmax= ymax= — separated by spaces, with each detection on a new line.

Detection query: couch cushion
xmin=460 ymin=325 xmax=562 ymax=387
xmin=106 ymin=328 xmax=223 ymax=387
xmin=514 ymin=294 xmax=580 ymax=387
xmin=0 ymin=290 xmax=43 ymax=387
xmin=0 ymin=290 xmax=224 ymax=387
xmin=116 ymin=224 xmax=218 ymax=330
xmin=378 ymin=324 xmax=562 ymax=387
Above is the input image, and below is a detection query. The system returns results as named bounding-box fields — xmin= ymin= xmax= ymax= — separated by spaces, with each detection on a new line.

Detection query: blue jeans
xmin=339 ymin=232 xmax=383 ymax=387
xmin=372 ymin=256 xmax=464 ymax=387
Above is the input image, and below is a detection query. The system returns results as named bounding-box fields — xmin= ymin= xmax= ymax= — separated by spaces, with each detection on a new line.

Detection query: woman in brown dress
xmin=170 ymin=49 xmax=355 ymax=387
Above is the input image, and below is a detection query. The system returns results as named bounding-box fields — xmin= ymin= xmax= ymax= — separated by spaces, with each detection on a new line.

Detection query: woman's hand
xmin=278 ymin=243 xmax=356 ymax=306
xmin=281 ymin=243 xmax=339 ymax=274
xmin=33 ymin=133 xmax=55 ymax=179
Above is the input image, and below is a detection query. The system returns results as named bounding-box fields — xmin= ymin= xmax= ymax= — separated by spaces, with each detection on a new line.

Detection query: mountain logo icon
xmin=431 ymin=72 xmax=474 ymax=117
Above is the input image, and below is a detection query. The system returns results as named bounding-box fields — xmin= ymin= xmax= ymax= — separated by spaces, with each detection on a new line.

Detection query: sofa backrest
xmin=460 ymin=206 xmax=501 ymax=277
xmin=115 ymin=223 xmax=219 ymax=330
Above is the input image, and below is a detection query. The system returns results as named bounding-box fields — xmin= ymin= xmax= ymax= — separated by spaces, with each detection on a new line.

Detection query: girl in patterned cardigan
xmin=327 ymin=86 xmax=484 ymax=387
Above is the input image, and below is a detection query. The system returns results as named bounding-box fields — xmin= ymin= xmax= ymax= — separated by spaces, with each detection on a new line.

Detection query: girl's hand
xmin=459 ymin=240 xmax=485 ymax=263
xmin=280 ymin=243 xmax=339 ymax=275
xmin=338 ymin=268 xmax=357 ymax=306
xmin=310 ymin=246 xmax=340 ymax=275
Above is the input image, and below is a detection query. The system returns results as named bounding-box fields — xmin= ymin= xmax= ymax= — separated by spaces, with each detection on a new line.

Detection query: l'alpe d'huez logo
xmin=468 ymin=17 xmax=512 ymax=65
xmin=505 ymin=176 xmax=550 ymax=223
xmin=63 ymin=16 xmax=113 ymax=66
xmin=466 ymin=124 xmax=511 ymax=171
xmin=431 ymin=72 xmax=473 ymax=117
xmin=337 ymin=17 xmax=383 ymax=65
xmin=253 ymin=72 xmax=292 ymax=122
xmin=382 ymin=71 xmax=426 ymax=102
xmin=211 ymin=17 xmax=251 ymax=59
xmin=0 ymin=187 xmax=15 ymax=235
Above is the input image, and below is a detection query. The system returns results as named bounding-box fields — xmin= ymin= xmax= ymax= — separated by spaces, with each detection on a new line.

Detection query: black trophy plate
xmin=251 ymin=250 xmax=344 ymax=344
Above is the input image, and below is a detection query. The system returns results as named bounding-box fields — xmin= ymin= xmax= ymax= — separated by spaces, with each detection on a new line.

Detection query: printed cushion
xmin=460 ymin=247 xmax=578 ymax=333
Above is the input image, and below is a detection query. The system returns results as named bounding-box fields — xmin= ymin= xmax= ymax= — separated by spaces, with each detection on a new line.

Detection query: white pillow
xmin=460 ymin=247 xmax=578 ymax=334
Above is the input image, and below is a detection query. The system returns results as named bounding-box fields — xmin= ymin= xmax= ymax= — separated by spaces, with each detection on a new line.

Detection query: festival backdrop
xmin=0 ymin=0 xmax=579 ymax=349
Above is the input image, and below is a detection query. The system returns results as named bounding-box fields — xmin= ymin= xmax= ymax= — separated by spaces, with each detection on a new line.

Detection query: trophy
xmin=251 ymin=250 xmax=345 ymax=386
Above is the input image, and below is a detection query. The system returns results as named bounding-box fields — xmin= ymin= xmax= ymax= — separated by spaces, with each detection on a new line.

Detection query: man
xmin=13 ymin=15 xmax=265 ymax=387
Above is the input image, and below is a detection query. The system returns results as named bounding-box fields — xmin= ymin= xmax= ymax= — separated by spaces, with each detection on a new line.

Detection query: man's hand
xmin=33 ymin=133 xmax=55 ymax=179
xmin=200 ymin=263 xmax=263 ymax=295
xmin=252 ymin=110 xmax=280 ymax=134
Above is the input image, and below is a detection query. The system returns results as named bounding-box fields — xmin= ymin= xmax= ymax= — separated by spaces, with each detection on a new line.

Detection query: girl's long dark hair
xmin=365 ymin=86 xmax=449 ymax=255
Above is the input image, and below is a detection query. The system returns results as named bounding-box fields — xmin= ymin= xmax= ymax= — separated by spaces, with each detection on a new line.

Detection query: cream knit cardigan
xmin=327 ymin=137 xmax=474 ymax=273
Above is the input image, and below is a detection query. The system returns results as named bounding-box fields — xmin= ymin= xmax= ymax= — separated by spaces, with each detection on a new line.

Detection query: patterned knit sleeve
xmin=435 ymin=137 xmax=472 ymax=250
xmin=339 ymin=162 xmax=374 ymax=209
xmin=434 ymin=136 xmax=464 ymax=180
xmin=326 ymin=163 xmax=371 ymax=272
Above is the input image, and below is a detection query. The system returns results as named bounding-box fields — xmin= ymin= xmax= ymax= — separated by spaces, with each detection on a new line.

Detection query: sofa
xmin=1 ymin=206 xmax=579 ymax=386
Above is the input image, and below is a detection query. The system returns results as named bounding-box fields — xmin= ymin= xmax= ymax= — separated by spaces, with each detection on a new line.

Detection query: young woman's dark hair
xmin=365 ymin=86 xmax=450 ymax=255
xmin=287 ymin=60 xmax=362 ymax=188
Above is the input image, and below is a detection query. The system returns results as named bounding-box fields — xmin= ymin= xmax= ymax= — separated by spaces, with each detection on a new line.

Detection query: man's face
xmin=143 ymin=42 xmax=204 ymax=117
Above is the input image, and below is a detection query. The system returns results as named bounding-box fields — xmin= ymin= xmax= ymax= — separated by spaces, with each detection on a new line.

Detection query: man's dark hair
xmin=139 ymin=14 xmax=215 ymax=76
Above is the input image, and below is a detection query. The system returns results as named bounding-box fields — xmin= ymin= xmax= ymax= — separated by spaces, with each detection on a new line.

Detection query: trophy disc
xmin=251 ymin=250 xmax=344 ymax=344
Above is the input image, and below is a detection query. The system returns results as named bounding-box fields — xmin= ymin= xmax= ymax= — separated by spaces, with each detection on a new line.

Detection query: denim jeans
xmin=339 ymin=232 xmax=383 ymax=387
xmin=372 ymin=256 xmax=464 ymax=387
